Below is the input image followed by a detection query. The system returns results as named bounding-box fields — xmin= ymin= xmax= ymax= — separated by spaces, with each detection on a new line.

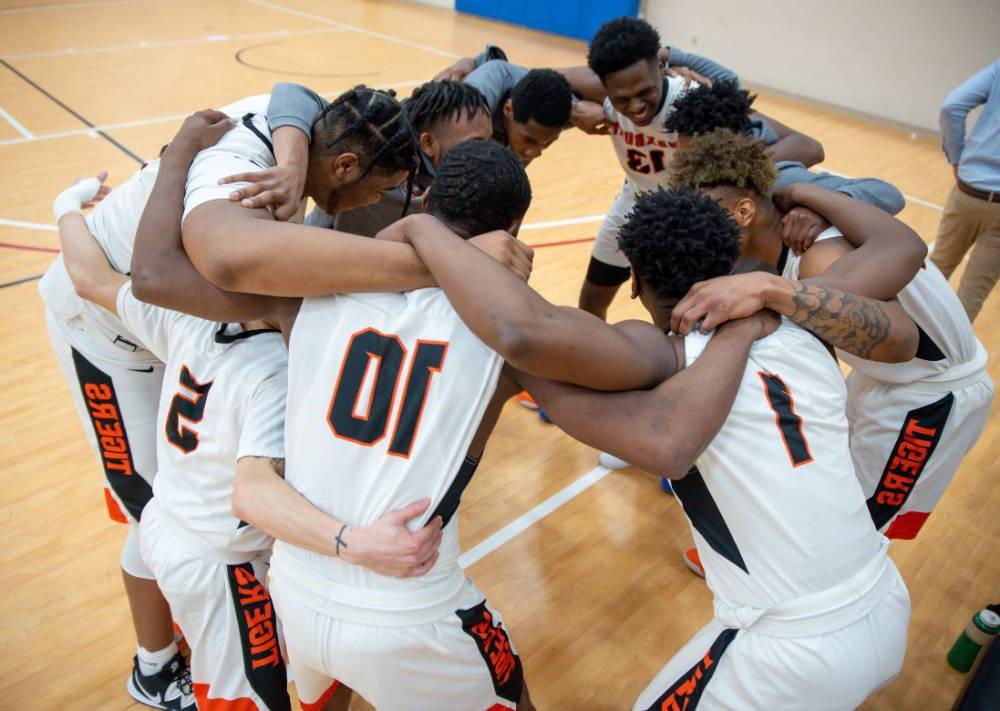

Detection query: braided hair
xmin=403 ymin=80 xmax=489 ymax=133
xmin=313 ymin=85 xmax=419 ymax=212
xmin=427 ymin=140 xmax=532 ymax=238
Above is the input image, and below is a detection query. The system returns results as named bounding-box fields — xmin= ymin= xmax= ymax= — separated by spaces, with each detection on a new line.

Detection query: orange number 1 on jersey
xmin=327 ymin=328 xmax=448 ymax=458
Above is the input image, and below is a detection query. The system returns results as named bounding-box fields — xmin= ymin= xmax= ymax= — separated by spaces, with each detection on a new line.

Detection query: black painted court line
xmin=0 ymin=58 xmax=144 ymax=164
xmin=0 ymin=273 xmax=43 ymax=290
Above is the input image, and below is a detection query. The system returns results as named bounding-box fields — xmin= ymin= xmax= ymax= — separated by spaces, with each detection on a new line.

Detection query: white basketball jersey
xmin=39 ymin=95 xmax=274 ymax=358
xmin=782 ymin=226 xmax=986 ymax=384
xmin=604 ymin=75 xmax=693 ymax=194
xmin=281 ymin=289 xmax=503 ymax=594
xmin=115 ymin=283 xmax=287 ymax=555
xmin=679 ymin=321 xmax=884 ymax=609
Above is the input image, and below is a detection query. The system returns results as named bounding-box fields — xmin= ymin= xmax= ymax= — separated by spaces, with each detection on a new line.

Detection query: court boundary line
xmin=1 ymin=27 xmax=343 ymax=60
xmin=459 ymin=464 xmax=614 ymax=568
xmin=0 ymin=79 xmax=428 ymax=147
xmin=0 ymin=0 xmax=185 ymax=14
xmin=0 ymin=58 xmax=143 ymax=163
xmin=240 ymin=0 xmax=461 ymax=60
xmin=0 ymin=106 xmax=34 ymax=139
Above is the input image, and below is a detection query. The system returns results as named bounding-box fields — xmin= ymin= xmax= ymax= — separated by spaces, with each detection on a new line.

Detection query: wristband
xmin=53 ymin=176 xmax=103 ymax=221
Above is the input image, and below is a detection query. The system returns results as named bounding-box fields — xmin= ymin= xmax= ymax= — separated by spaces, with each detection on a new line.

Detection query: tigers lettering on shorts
xmin=783 ymin=227 xmax=994 ymax=537
xmin=117 ymin=282 xmax=291 ymax=710
xmin=270 ymin=287 xmax=522 ymax=711
xmin=632 ymin=322 xmax=910 ymax=709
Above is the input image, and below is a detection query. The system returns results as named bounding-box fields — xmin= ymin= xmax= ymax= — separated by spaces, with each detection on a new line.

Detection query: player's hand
xmin=670 ymin=272 xmax=774 ymax=335
xmin=570 ymin=100 xmax=612 ymax=135
xmin=219 ymin=162 xmax=306 ymax=222
xmin=667 ymin=66 xmax=712 ymax=90
xmin=342 ymin=498 xmax=444 ymax=578
xmin=434 ymin=57 xmax=477 ymax=82
xmin=781 ymin=206 xmax=829 ymax=255
xmin=169 ymin=109 xmax=238 ymax=155
xmin=469 ymin=231 xmax=534 ymax=281
xmin=53 ymin=171 xmax=111 ymax=220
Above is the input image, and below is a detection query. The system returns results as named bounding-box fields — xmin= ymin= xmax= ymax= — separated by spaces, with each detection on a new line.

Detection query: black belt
xmin=957 ymin=179 xmax=999 ymax=204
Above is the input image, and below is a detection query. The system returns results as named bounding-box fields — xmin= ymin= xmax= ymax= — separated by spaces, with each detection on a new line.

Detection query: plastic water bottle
xmin=947 ymin=608 xmax=1000 ymax=672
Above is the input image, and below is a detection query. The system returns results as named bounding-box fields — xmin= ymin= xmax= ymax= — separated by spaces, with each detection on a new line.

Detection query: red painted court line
xmin=0 ymin=241 xmax=59 ymax=254
xmin=527 ymin=236 xmax=596 ymax=249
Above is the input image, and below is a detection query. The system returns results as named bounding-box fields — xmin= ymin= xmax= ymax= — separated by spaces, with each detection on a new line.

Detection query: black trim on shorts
xmin=866 ymin=392 xmax=953 ymax=530
xmin=457 ymin=600 xmax=523 ymax=705
xmin=641 ymin=628 xmax=738 ymax=710
xmin=225 ymin=562 xmax=291 ymax=711
xmin=71 ymin=348 xmax=154 ymax=521
xmin=586 ymin=256 xmax=631 ymax=287
xmin=428 ymin=455 xmax=481 ymax=528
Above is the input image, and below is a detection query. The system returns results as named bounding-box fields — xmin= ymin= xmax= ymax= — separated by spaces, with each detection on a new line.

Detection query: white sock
xmin=137 ymin=641 xmax=178 ymax=676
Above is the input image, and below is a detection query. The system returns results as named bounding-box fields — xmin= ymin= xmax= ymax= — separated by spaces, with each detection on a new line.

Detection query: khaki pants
xmin=931 ymin=185 xmax=1000 ymax=322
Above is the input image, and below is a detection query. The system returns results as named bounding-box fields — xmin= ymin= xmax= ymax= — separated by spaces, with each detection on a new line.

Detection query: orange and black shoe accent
xmin=457 ymin=601 xmax=523 ymax=706
xmin=866 ymin=393 xmax=953 ymax=539
xmin=641 ymin=628 xmax=737 ymax=711
xmin=225 ymin=562 xmax=291 ymax=711
xmin=71 ymin=348 xmax=153 ymax=521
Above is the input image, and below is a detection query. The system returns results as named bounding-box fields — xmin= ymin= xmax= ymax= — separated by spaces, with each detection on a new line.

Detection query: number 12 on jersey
xmin=327 ymin=328 xmax=448 ymax=458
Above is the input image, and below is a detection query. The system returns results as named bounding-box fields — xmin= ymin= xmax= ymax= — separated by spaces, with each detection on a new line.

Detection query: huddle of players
xmin=41 ymin=14 xmax=993 ymax=711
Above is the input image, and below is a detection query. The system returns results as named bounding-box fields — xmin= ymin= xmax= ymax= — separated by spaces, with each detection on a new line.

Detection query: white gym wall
xmin=643 ymin=0 xmax=998 ymax=132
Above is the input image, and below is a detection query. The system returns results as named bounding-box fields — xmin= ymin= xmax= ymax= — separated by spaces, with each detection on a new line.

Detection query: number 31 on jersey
xmin=327 ymin=328 xmax=448 ymax=459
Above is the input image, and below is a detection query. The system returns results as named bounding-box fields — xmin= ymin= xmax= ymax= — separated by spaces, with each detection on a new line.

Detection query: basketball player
xmin=55 ymin=111 xmax=448 ymax=711
xmin=670 ymin=130 xmax=994 ymax=543
xmin=268 ymin=140 xmax=544 ymax=711
xmin=223 ymin=73 xmax=570 ymax=234
xmin=37 ymin=86 xmax=451 ymax=706
xmin=401 ymin=188 xmax=912 ymax=709
xmin=571 ymin=19 xmax=831 ymax=322
xmin=224 ymin=80 xmax=493 ymax=233
xmin=666 ymin=80 xmax=905 ymax=248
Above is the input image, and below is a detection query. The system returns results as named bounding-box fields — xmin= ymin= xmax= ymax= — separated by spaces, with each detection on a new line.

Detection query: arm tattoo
xmin=787 ymin=283 xmax=890 ymax=360
xmin=269 ymin=457 xmax=285 ymax=478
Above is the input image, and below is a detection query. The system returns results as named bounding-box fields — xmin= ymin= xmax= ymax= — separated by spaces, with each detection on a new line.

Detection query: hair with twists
xmin=669 ymin=129 xmax=777 ymax=195
xmin=618 ymin=188 xmax=741 ymax=300
xmin=664 ymin=80 xmax=757 ymax=136
xmin=403 ymin=80 xmax=489 ymax=132
xmin=428 ymin=140 xmax=532 ymax=238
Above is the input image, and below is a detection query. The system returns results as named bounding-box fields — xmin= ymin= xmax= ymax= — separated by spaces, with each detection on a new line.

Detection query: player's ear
xmin=630 ymin=271 xmax=640 ymax=299
xmin=333 ymin=153 xmax=361 ymax=181
xmin=732 ymin=196 xmax=757 ymax=229
xmin=502 ymin=98 xmax=514 ymax=122
xmin=419 ymin=131 xmax=437 ymax=165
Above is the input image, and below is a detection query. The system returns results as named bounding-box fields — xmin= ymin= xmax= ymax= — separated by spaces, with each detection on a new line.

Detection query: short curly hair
xmin=587 ymin=17 xmax=660 ymax=79
xmin=618 ymin=188 xmax=741 ymax=301
xmin=511 ymin=69 xmax=573 ymax=127
xmin=664 ymin=80 xmax=756 ymax=136
xmin=428 ymin=140 xmax=532 ymax=238
xmin=669 ymin=129 xmax=777 ymax=195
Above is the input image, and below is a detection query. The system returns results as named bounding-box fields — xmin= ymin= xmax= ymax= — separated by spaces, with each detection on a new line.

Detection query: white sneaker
xmin=598 ymin=452 xmax=630 ymax=470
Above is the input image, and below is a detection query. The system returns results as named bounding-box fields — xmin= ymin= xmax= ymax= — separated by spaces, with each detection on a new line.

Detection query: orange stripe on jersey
xmin=192 ymin=683 xmax=261 ymax=710
xmin=884 ymin=510 xmax=930 ymax=540
xmin=103 ymin=488 xmax=128 ymax=523
xmin=300 ymin=680 xmax=342 ymax=711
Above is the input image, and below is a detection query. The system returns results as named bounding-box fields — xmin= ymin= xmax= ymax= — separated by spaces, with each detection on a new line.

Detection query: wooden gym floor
xmin=0 ymin=0 xmax=996 ymax=709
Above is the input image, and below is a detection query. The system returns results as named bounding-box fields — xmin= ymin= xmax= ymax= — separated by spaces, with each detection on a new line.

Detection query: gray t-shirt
xmin=774 ymin=162 xmax=906 ymax=215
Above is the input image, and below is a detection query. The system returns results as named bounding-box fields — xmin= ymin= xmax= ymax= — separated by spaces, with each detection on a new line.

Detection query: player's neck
xmin=744 ymin=202 xmax=785 ymax=267
xmin=239 ymin=319 xmax=277 ymax=332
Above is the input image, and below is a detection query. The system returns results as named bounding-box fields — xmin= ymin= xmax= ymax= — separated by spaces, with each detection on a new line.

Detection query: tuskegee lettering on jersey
xmin=281 ymin=288 xmax=503 ymax=598
xmin=679 ymin=320 xmax=885 ymax=610
xmin=604 ymin=75 xmax=694 ymax=195
xmin=781 ymin=226 xmax=986 ymax=384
